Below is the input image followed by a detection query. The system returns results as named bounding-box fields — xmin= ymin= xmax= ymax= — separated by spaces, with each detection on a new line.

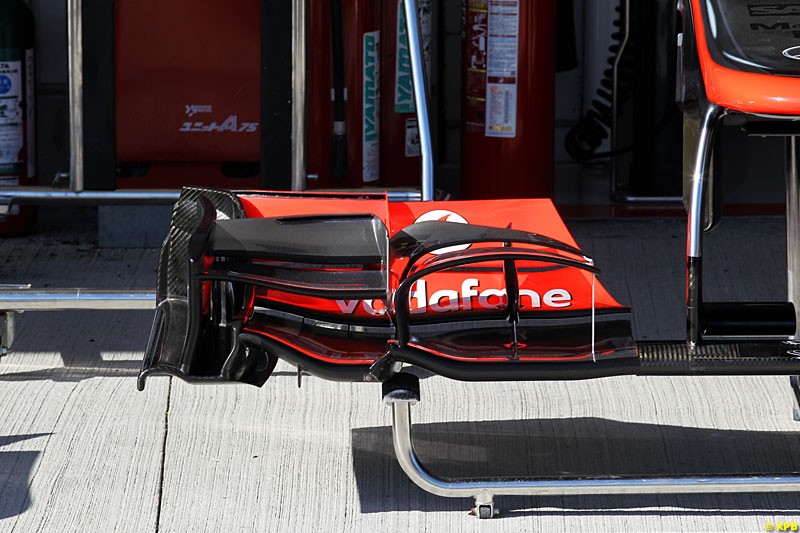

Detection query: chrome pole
xmin=787 ymin=136 xmax=800 ymax=338
xmin=291 ymin=0 xmax=308 ymax=191
xmin=0 ymin=289 xmax=156 ymax=311
xmin=402 ymin=0 xmax=434 ymax=201
xmin=0 ymin=187 xmax=422 ymax=206
xmin=391 ymin=401 xmax=800 ymax=498
xmin=67 ymin=0 xmax=84 ymax=193
xmin=687 ymin=103 xmax=722 ymax=261
xmin=686 ymin=102 xmax=723 ymax=345
xmin=0 ymin=188 xmax=179 ymax=205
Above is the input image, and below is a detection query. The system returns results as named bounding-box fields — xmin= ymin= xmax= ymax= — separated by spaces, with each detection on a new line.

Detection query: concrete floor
xmin=1 ymin=214 xmax=799 ymax=532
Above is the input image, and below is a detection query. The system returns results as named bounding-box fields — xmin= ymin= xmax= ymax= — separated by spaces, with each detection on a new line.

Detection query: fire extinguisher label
xmin=0 ymin=60 xmax=23 ymax=175
xmin=363 ymin=30 xmax=381 ymax=183
xmin=464 ymin=0 xmax=519 ymax=138
xmin=485 ymin=0 xmax=519 ymax=138
xmin=395 ymin=0 xmax=432 ymax=114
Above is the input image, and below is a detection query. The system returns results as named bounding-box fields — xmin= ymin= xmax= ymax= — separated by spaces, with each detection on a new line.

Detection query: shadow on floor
xmin=352 ymin=417 xmax=800 ymax=515
xmin=0 ymin=311 xmax=152 ymax=382
xmin=0 ymin=434 xmax=51 ymax=520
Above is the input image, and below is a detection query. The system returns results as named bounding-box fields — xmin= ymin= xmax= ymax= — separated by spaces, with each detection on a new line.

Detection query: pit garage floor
xmin=1 ymin=213 xmax=799 ymax=532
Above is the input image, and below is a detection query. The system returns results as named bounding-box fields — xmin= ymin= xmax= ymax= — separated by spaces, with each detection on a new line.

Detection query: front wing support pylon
xmin=384 ymin=373 xmax=800 ymax=519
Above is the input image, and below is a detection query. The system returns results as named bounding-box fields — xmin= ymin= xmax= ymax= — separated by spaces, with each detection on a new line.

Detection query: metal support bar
xmin=686 ymin=103 xmax=722 ymax=259
xmin=0 ymin=312 xmax=15 ymax=356
xmin=390 ymin=400 xmax=800 ymax=515
xmin=686 ymin=102 xmax=723 ymax=345
xmin=787 ymin=137 xmax=800 ymax=338
xmin=402 ymin=0 xmax=434 ymax=202
xmin=0 ymin=289 xmax=156 ymax=311
xmin=292 ymin=0 xmax=307 ymax=191
xmin=0 ymin=188 xmax=180 ymax=206
xmin=0 ymin=188 xmax=419 ymax=207
xmin=68 ymin=0 xmax=84 ymax=193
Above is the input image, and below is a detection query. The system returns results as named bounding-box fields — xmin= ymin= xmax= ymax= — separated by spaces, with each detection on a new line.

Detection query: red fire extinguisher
xmin=0 ymin=0 xmax=36 ymax=236
xmin=307 ymin=0 xmax=381 ymax=188
xmin=461 ymin=0 xmax=555 ymax=200
xmin=380 ymin=0 xmax=431 ymax=188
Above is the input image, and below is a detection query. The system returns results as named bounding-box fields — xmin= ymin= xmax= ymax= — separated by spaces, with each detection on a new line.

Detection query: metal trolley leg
xmin=384 ymin=373 xmax=800 ymax=518
xmin=686 ymin=102 xmax=723 ymax=346
xmin=786 ymin=137 xmax=800 ymax=419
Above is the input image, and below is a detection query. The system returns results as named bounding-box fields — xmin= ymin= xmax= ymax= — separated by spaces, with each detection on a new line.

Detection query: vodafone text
xmin=336 ymin=278 xmax=572 ymax=316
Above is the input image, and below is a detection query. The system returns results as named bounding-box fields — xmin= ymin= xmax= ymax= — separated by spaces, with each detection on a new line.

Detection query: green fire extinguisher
xmin=0 ymin=0 xmax=35 ymax=236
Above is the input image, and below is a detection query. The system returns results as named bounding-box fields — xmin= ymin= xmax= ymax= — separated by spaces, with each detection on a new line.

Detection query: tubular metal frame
xmin=0 ymin=289 xmax=155 ymax=311
xmin=388 ymin=397 xmax=800 ymax=518
xmin=787 ymin=137 xmax=800 ymax=338
xmin=68 ymin=0 xmax=84 ymax=193
xmin=403 ymin=0 xmax=434 ymax=202
xmin=685 ymin=102 xmax=724 ymax=345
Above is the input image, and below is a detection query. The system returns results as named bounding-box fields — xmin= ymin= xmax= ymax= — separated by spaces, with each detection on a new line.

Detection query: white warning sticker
xmin=405 ymin=118 xmax=420 ymax=157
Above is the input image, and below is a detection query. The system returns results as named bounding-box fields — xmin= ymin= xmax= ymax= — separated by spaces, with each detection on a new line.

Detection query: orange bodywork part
xmin=239 ymin=193 xmax=624 ymax=321
xmin=691 ymin=0 xmax=800 ymax=115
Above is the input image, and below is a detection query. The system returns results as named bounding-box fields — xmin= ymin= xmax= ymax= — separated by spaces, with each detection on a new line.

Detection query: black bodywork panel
xmin=698 ymin=0 xmax=800 ymax=75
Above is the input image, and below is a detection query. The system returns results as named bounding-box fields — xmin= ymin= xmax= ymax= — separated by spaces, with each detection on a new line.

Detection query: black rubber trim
xmin=391 ymin=221 xmax=591 ymax=279
xmin=385 ymin=345 xmax=640 ymax=381
xmin=702 ymin=302 xmax=796 ymax=337
xmin=256 ymin=334 xmax=372 ymax=382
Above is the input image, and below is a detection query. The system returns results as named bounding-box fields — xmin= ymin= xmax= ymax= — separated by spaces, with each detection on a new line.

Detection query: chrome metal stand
xmin=786 ymin=137 xmax=800 ymax=420
xmin=384 ymin=374 xmax=800 ymax=518
xmin=787 ymin=137 xmax=800 ymax=337
xmin=685 ymin=102 xmax=723 ymax=346
xmin=403 ymin=0 xmax=434 ymax=201
xmin=0 ymin=288 xmax=155 ymax=311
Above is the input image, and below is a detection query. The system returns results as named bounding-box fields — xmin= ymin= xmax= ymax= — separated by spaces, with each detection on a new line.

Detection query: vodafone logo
xmin=414 ymin=210 xmax=470 ymax=255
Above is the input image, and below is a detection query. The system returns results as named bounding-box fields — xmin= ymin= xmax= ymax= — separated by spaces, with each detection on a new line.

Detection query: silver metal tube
xmin=787 ymin=137 xmax=800 ymax=338
xmin=614 ymin=195 xmax=683 ymax=204
xmin=403 ymin=0 xmax=434 ymax=202
xmin=292 ymin=0 xmax=308 ymax=191
xmin=386 ymin=190 xmax=421 ymax=202
xmin=0 ymin=188 xmax=180 ymax=205
xmin=687 ymin=103 xmax=722 ymax=258
xmin=391 ymin=402 xmax=800 ymax=497
xmin=0 ymin=188 xmax=420 ymax=206
xmin=68 ymin=0 xmax=84 ymax=193
xmin=0 ymin=290 xmax=156 ymax=311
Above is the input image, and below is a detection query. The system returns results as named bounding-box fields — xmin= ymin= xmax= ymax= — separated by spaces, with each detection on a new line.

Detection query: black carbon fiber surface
xmin=158 ymin=187 xmax=246 ymax=302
